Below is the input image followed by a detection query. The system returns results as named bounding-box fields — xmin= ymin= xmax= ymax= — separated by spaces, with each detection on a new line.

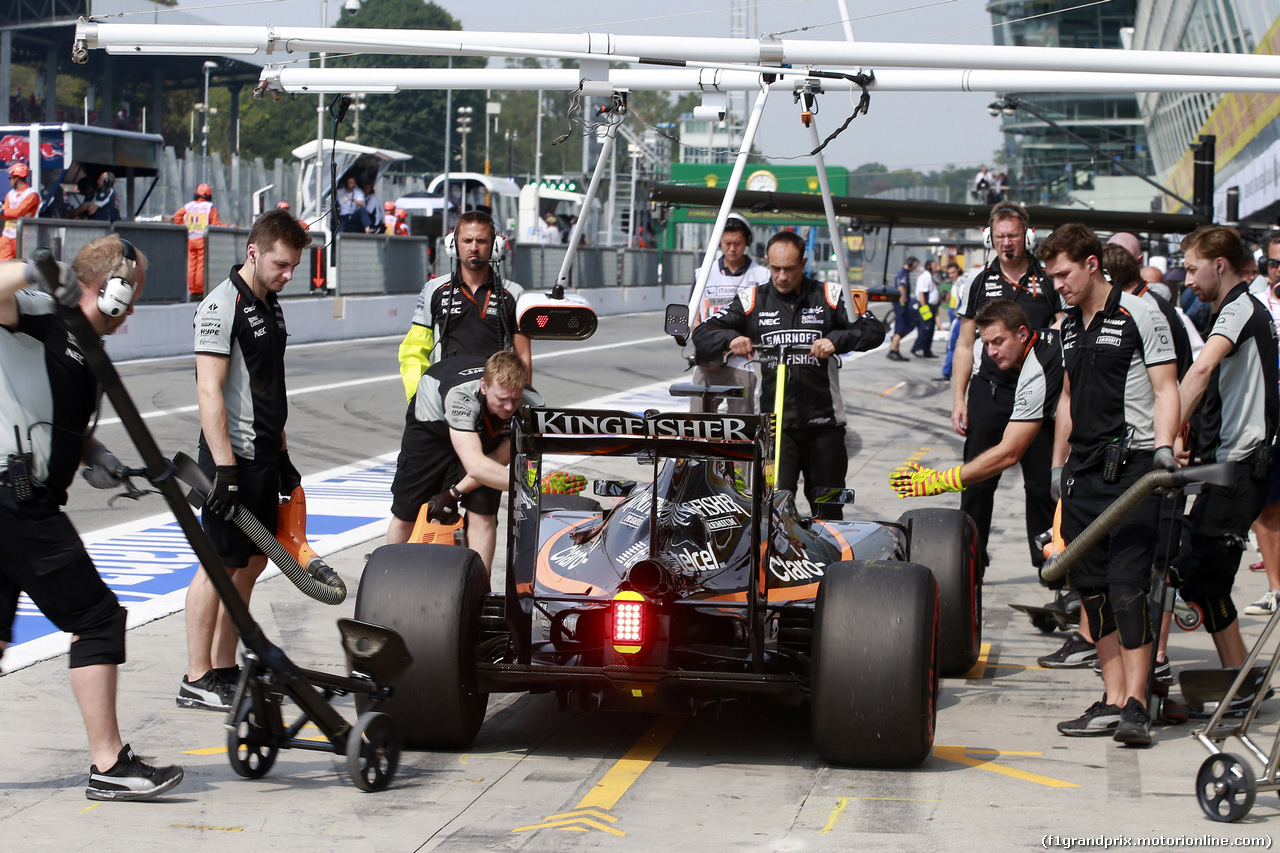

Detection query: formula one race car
xmin=355 ymin=401 xmax=979 ymax=768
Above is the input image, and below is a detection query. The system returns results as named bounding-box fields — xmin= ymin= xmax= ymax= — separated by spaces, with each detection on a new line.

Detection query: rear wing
xmin=517 ymin=407 xmax=771 ymax=461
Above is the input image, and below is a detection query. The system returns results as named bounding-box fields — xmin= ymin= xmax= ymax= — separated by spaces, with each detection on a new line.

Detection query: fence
xmin=16 ymin=218 xmax=682 ymax=298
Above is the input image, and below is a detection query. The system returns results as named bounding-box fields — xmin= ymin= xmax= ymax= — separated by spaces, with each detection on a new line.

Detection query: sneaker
xmin=1113 ymin=697 xmax=1152 ymax=746
xmin=176 ymin=670 xmax=234 ymax=711
xmin=86 ymin=744 xmax=183 ymax=801
xmin=887 ymin=350 xmax=908 ymax=362
xmin=1057 ymin=699 xmax=1122 ymax=736
xmin=1250 ymin=560 xmax=1267 ymax=572
xmin=1038 ymin=632 xmax=1098 ymax=668
xmin=1244 ymin=590 xmax=1280 ymax=616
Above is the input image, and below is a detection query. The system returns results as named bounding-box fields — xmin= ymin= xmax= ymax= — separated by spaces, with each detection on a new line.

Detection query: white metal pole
xmin=687 ymin=84 xmax=770 ymax=322
xmin=556 ymin=127 xmax=616 ymax=289
xmin=627 ymin=144 xmax=638 ymax=248
xmin=534 ymin=89 xmax=543 ymax=186
xmin=605 ymin=134 xmax=617 ymax=246
xmin=443 ymin=56 xmax=452 ymax=235
xmin=257 ymin=65 xmax=1280 ymax=97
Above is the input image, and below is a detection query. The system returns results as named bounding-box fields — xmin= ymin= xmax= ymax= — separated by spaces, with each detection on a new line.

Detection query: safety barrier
xmin=16 ymin=218 xmax=691 ymax=298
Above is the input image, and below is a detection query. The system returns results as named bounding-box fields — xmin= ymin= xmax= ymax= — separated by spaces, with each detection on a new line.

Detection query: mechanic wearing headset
xmin=398 ymin=210 xmax=531 ymax=401
xmin=692 ymin=230 xmax=886 ymax=520
xmin=69 ymin=171 xmax=120 ymax=223
xmin=1045 ymin=223 xmax=1178 ymax=745
xmin=386 ymin=350 xmax=542 ymax=571
xmin=689 ymin=212 xmax=771 ymax=414
xmin=172 ymin=183 xmax=224 ymax=302
xmin=1171 ymin=226 xmax=1278 ymax=675
xmin=0 ymin=236 xmax=184 ymax=800
xmin=1 ymin=161 xmax=38 ymax=260
xmin=179 ymin=209 xmax=311 ymax=713
xmin=952 ymin=200 xmax=1060 ymax=577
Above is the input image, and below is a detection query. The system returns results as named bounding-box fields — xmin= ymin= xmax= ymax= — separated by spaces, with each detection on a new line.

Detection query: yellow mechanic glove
xmin=541 ymin=471 xmax=587 ymax=495
xmin=888 ymin=461 xmax=964 ymax=499
xmin=523 ymin=467 xmax=588 ymax=495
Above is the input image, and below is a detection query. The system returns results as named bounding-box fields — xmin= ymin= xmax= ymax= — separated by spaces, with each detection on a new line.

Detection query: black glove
xmin=1154 ymin=445 xmax=1177 ymax=472
xmin=205 ymin=465 xmax=240 ymax=520
xmin=426 ymin=487 xmax=461 ymax=523
xmin=82 ymin=444 xmax=123 ymax=490
xmin=25 ymin=258 xmax=81 ymax=310
xmin=278 ymin=450 xmax=301 ymax=497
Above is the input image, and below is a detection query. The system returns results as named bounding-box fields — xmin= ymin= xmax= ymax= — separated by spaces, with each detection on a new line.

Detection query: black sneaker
xmin=86 ymin=744 xmax=183 ymax=801
xmin=887 ymin=350 xmax=908 ymax=362
xmin=1057 ymin=699 xmax=1122 ymax=737
xmin=176 ymin=670 xmax=234 ymax=711
xmin=1038 ymin=632 xmax=1098 ymax=668
xmin=1113 ymin=697 xmax=1152 ymax=746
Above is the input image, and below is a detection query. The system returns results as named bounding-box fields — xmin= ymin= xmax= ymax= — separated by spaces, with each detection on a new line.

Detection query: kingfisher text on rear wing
xmin=528 ymin=409 xmax=766 ymax=443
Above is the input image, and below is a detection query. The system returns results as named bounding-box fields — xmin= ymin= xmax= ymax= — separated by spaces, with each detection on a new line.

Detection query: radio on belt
xmin=516 ymin=285 xmax=598 ymax=341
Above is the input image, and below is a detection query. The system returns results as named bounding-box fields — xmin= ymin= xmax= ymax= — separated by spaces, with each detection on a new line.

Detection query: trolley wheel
xmin=1175 ymin=601 xmax=1205 ymax=632
xmin=346 ymin=711 xmax=401 ymax=792
xmin=1030 ymin=612 xmax=1058 ymax=634
xmin=1196 ymin=753 xmax=1256 ymax=822
xmin=226 ymin=701 xmax=279 ymax=779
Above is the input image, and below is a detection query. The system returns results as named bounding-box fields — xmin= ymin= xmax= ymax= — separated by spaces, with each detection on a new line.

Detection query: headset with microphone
xmin=982 ymin=224 xmax=1037 ymax=253
xmin=97 ymin=238 xmax=137 ymax=318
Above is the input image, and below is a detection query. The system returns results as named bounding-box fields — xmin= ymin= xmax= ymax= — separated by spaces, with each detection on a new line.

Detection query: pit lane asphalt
xmin=3 ymin=312 xmax=1278 ymax=851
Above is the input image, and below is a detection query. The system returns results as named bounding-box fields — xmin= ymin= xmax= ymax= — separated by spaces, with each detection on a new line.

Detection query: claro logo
xmin=768 ymin=555 xmax=826 ymax=582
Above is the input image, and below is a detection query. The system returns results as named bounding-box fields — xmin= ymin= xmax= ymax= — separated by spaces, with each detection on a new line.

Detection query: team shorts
xmin=892 ymin=303 xmax=915 ymax=337
xmin=197 ymin=444 xmax=281 ymax=570
xmin=0 ymin=489 xmax=121 ymax=643
xmin=390 ymin=422 xmax=500 ymax=522
xmin=1175 ymin=457 xmax=1267 ymax=600
xmin=1061 ymin=452 xmax=1161 ymax=591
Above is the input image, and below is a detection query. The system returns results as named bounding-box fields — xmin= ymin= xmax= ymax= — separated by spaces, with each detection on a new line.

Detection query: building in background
xmin=1133 ymin=0 xmax=1280 ymax=223
xmin=990 ymin=0 xmax=1156 ymax=212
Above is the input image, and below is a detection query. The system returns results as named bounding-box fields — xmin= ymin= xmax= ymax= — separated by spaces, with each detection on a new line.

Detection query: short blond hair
xmin=72 ymin=235 xmax=148 ymax=288
xmin=484 ymin=350 xmax=529 ymax=390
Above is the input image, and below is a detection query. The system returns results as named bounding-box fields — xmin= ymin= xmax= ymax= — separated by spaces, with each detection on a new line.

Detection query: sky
xmin=96 ymin=0 xmax=1009 ymax=174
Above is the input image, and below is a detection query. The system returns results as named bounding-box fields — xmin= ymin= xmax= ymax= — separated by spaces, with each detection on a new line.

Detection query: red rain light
xmin=613 ymin=601 xmax=643 ymax=645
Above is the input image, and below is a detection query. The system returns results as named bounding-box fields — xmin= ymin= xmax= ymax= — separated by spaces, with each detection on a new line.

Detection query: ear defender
xmin=443 ymin=231 xmax=457 ymax=259
xmin=98 ymin=238 xmax=137 ymax=318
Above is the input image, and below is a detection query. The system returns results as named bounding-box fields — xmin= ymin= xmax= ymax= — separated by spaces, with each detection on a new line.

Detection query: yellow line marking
xmin=79 ymin=803 xmax=100 ymax=814
xmin=576 ymin=715 xmax=686 ymax=811
xmin=879 ymin=381 xmax=907 ymax=397
xmin=987 ymin=662 xmax=1045 ymax=671
xmin=820 ymin=797 xmax=849 ymax=834
xmin=545 ymin=809 xmax=619 ymax=823
xmin=961 ymin=643 xmax=991 ymax=679
xmin=169 ymin=824 xmax=246 ymax=832
xmin=933 ymin=745 xmax=1079 ymax=788
xmin=845 ymin=796 xmax=942 ymax=801
xmin=513 ymin=715 xmax=686 ymax=836
xmin=184 ymin=747 xmax=227 ymax=755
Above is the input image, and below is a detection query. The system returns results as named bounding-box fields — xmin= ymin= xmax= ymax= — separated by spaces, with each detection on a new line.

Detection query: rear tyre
xmin=811 ymin=560 xmax=939 ymax=768
xmin=899 ymin=508 xmax=980 ymax=677
xmin=355 ymin=543 xmax=490 ymax=750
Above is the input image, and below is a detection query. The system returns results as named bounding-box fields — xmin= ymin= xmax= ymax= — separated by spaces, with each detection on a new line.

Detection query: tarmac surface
xmin=4 ymin=311 xmax=1280 ymax=851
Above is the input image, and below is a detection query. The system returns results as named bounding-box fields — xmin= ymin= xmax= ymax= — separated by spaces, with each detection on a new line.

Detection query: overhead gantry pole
xmin=75 ymin=21 xmax=1280 ymax=80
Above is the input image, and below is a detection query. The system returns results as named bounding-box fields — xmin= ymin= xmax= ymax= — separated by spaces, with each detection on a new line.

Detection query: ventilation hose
xmin=173 ymin=452 xmax=347 ymax=605
xmin=1040 ymin=461 xmax=1236 ymax=584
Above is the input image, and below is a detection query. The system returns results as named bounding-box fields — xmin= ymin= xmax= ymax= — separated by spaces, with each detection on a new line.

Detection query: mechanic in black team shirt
xmin=0 ymin=236 xmax=184 ymax=800
xmin=179 ymin=209 xmax=311 ymax=712
xmin=1045 ymin=223 xmax=1178 ymax=746
xmin=398 ymin=210 xmax=531 ymax=401
xmin=1171 ymin=225 xmax=1278 ymax=673
xmin=692 ymin=231 xmax=885 ymax=520
xmin=952 ymin=201 xmax=1060 ymax=575
xmin=387 ymin=351 xmax=542 ymax=572
xmin=890 ymin=298 xmax=1061 ymax=503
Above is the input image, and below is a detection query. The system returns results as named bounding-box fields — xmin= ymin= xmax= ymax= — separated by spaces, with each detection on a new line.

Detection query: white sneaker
xmin=1244 ymin=590 xmax=1280 ymax=616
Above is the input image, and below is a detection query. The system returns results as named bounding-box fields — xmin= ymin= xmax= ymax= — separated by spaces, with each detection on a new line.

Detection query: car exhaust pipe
xmin=626 ymin=559 xmax=675 ymax=597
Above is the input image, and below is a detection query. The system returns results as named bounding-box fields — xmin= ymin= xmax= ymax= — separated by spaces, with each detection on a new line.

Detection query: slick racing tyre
xmin=355 ymin=543 xmax=490 ymax=750
xmin=900 ymin=508 xmax=980 ymax=677
xmin=811 ymin=560 xmax=939 ymax=768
